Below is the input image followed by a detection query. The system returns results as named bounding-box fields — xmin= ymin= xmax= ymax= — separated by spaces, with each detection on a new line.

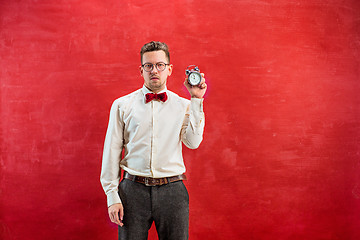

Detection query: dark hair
xmin=140 ymin=41 xmax=170 ymax=64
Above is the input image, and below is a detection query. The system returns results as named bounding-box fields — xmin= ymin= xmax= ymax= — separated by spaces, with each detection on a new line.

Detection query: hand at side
xmin=108 ymin=203 xmax=124 ymax=227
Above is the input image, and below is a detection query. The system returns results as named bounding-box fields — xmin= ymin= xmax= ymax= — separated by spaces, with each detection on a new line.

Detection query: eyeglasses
xmin=141 ymin=62 xmax=170 ymax=72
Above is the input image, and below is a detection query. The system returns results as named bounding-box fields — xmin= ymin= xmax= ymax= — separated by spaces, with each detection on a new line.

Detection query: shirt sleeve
xmin=100 ymin=100 xmax=124 ymax=207
xmin=181 ymin=98 xmax=205 ymax=149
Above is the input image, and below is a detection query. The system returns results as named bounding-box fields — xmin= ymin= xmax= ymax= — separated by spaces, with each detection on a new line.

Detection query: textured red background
xmin=1 ymin=0 xmax=360 ymax=239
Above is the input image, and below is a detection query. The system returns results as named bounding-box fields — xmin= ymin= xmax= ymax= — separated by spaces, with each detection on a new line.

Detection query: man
xmin=100 ymin=41 xmax=206 ymax=240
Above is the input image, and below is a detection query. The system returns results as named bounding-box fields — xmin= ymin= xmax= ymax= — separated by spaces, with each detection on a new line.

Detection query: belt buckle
xmin=145 ymin=177 xmax=153 ymax=186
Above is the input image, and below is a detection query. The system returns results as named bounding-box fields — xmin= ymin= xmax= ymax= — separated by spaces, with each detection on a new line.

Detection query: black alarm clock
xmin=185 ymin=65 xmax=202 ymax=86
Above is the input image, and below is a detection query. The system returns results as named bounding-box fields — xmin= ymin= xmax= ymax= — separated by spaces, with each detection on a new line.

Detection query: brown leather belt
xmin=123 ymin=171 xmax=187 ymax=186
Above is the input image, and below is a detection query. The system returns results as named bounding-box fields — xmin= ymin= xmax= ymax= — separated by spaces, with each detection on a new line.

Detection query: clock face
xmin=188 ymin=72 xmax=201 ymax=86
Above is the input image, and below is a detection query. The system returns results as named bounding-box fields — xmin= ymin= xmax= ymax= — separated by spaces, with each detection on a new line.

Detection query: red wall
xmin=1 ymin=0 xmax=360 ymax=239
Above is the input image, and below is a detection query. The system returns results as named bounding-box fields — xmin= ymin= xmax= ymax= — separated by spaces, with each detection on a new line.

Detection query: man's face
xmin=140 ymin=50 xmax=173 ymax=93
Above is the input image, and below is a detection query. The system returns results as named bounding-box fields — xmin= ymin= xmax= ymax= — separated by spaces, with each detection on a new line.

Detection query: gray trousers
xmin=118 ymin=178 xmax=189 ymax=240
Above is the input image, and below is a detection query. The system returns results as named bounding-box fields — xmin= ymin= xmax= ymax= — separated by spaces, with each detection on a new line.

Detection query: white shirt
xmin=100 ymin=85 xmax=205 ymax=206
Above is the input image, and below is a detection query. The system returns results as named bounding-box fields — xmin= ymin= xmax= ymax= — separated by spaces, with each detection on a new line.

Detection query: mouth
xmin=150 ymin=76 xmax=160 ymax=80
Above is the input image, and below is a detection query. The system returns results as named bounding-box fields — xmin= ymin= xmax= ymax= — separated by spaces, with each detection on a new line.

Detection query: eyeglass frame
xmin=141 ymin=62 xmax=171 ymax=72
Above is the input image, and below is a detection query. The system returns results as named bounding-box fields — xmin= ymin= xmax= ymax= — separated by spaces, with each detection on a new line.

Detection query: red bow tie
xmin=145 ymin=92 xmax=168 ymax=103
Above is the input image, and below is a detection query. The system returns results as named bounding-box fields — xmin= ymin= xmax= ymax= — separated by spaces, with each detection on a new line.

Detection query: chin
xmin=152 ymin=84 xmax=165 ymax=91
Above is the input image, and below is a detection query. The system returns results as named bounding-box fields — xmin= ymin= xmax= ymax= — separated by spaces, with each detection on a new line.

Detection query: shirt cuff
xmin=107 ymin=191 xmax=121 ymax=207
xmin=190 ymin=98 xmax=204 ymax=112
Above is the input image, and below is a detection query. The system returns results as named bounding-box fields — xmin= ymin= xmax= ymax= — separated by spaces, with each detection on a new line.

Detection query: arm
xmin=100 ymin=100 xmax=124 ymax=226
xmin=181 ymin=73 xmax=207 ymax=149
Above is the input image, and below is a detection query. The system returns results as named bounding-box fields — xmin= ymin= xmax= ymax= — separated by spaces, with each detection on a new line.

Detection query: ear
xmin=167 ymin=64 xmax=173 ymax=77
xmin=139 ymin=65 xmax=144 ymax=77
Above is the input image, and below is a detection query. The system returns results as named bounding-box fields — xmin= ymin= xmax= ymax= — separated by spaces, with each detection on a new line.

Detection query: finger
xmin=108 ymin=209 xmax=120 ymax=225
xmin=197 ymin=77 xmax=206 ymax=87
xmin=119 ymin=205 xmax=124 ymax=221
xmin=200 ymin=82 xmax=207 ymax=89
xmin=109 ymin=212 xmax=114 ymax=222
xmin=119 ymin=206 xmax=124 ymax=227
xmin=109 ymin=213 xmax=117 ymax=224
xmin=112 ymin=209 xmax=122 ymax=226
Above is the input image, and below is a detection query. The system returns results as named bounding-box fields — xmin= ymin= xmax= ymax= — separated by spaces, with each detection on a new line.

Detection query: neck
xmin=145 ymin=85 xmax=165 ymax=93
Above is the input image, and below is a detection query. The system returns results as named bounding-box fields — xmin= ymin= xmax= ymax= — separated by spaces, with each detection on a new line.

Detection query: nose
xmin=150 ymin=65 xmax=159 ymax=73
